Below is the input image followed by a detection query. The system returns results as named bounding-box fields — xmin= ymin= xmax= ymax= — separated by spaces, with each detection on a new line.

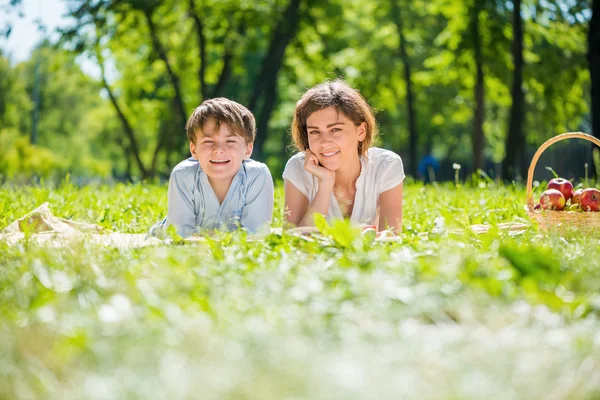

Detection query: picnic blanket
xmin=1 ymin=203 xmax=530 ymax=248
xmin=1 ymin=202 xmax=160 ymax=248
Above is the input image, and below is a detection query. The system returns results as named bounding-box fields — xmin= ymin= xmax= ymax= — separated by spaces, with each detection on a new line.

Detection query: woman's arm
xmin=378 ymin=182 xmax=403 ymax=233
xmin=284 ymin=149 xmax=335 ymax=227
xmin=284 ymin=178 xmax=334 ymax=227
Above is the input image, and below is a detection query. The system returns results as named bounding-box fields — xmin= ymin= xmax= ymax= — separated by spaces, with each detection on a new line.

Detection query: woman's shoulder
xmin=366 ymin=147 xmax=403 ymax=168
xmin=286 ymin=151 xmax=306 ymax=163
xmin=283 ymin=152 xmax=306 ymax=172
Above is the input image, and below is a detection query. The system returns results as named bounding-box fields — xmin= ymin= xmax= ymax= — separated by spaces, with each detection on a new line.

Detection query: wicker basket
xmin=525 ymin=132 xmax=600 ymax=233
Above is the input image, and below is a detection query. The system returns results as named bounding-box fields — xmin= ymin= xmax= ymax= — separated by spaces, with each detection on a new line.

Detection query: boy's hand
xmin=304 ymin=149 xmax=335 ymax=184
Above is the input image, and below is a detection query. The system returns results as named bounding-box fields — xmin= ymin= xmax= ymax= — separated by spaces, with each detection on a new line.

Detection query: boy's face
xmin=190 ymin=118 xmax=253 ymax=181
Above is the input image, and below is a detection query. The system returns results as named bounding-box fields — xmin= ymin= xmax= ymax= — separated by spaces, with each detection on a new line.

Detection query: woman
xmin=283 ymin=79 xmax=405 ymax=233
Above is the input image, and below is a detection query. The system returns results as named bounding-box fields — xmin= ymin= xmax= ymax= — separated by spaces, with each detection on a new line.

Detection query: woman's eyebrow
xmin=306 ymin=122 xmax=345 ymax=129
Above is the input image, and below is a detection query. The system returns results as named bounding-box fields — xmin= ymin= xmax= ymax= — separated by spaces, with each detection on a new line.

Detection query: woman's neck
xmin=334 ymin=156 xmax=362 ymax=191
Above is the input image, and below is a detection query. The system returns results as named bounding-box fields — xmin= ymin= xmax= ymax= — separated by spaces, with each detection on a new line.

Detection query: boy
xmin=149 ymin=98 xmax=274 ymax=238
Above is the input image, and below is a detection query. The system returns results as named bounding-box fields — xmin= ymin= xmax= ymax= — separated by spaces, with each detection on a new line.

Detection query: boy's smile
xmin=190 ymin=118 xmax=253 ymax=182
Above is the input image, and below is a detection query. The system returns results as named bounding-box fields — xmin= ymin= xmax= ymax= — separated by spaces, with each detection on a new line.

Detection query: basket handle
xmin=526 ymin=132 xmax=600 ymax=209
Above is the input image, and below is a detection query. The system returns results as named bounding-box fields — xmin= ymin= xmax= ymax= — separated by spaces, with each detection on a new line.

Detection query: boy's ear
xmin=244 ymin=142 xmax=254 ymax=159
xmin=357 ymin=122 xmax=367 ymax=142
xmin=190 ymin=141 xmax=198 ymax=159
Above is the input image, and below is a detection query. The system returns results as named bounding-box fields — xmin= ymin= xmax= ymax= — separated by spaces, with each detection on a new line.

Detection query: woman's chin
xmin=319 ymin=160 xmax=341 ymax=171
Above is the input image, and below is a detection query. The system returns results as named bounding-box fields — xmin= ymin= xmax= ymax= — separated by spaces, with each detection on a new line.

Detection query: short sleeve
xmin=378 ymin=152 xmax=406 ymax=193
xmin=282 ymin=154 xmax=309 ymax=198
xmin=241 ymin=165 xmax=274 ymax=234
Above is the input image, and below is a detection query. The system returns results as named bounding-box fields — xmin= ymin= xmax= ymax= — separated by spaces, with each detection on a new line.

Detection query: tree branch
xmin=94 ymin=41 xmax=148 ymax=178
xmin=142 ymin=7 xmax=188 ymax=148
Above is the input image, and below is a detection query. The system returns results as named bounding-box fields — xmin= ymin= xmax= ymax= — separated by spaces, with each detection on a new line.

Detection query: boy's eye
xmin=226 ymin=140 xmax=237 ymax=144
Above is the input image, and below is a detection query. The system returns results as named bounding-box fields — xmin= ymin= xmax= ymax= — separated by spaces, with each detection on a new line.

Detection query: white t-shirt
xmin=282 ymin=147 xmax=405 ymax=225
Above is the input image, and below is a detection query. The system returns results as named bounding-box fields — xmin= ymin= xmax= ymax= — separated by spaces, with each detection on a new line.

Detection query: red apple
xmin=539 ymin=189 xmax=566 ymax=210
xmin=571 ymin=188 xmax=583 ymax=205
xmin=579 ymin=188 xmax=600 ymax=212
xmin=547 ymin=178 xmax=573 ymax=201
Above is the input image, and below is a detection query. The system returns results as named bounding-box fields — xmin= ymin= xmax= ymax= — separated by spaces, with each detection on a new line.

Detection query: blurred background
xmin=0 ymin=0 xmax=597 ymax=183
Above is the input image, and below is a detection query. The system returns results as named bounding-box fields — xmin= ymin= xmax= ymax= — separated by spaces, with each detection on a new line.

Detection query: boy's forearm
xmin=298 ymin=183 xmax=333 ymax=226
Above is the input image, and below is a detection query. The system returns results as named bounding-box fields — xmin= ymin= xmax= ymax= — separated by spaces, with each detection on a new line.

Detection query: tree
xmin=470 ymin=0 xmax=486 ymax=173
xmin=389 ymin=0 xmax=418 ymax=177
xmin=503 ymin=0 xmax=525 ymax=181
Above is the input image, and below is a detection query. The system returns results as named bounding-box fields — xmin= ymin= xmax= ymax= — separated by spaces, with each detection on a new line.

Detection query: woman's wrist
xmin=317 ymin=177 xmax=335 ymax=192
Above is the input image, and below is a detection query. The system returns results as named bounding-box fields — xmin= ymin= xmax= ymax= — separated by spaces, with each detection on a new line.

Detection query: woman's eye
xmin=309 ymin=131 xmax=320 ymax=135
xmin=331 ymin=128 xmax=341 ymax=132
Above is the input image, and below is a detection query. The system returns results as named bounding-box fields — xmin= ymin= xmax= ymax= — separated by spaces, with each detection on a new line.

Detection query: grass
xmin=1 ymin=178 xmax=600 ymax=399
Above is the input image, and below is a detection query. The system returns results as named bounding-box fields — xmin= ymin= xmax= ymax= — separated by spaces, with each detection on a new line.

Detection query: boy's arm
xmin=167 ymin=169 xmax=197 ymax=237
xmin=241 ymin=166 xmax=274 ymax=234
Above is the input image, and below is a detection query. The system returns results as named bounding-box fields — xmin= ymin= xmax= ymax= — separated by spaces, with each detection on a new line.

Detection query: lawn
xmin=1 ymin=179 xmax=600 ymax=399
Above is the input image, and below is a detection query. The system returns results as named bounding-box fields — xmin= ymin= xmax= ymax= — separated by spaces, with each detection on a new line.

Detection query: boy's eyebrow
xmin=306 ymin=122 xmax=345 ymax=129
xmin=199 ymin=131 xmax=238 ymax=138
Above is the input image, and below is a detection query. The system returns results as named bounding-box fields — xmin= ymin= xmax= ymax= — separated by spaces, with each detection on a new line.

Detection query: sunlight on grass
xmin=1 ymin=180 xmax=600 ymax=399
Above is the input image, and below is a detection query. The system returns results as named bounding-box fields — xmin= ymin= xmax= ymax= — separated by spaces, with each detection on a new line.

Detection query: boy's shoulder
xmin=242 ymin=158 xmax=272 ymax=177
xmin=170 ymin=157 xmax=200 ymax=179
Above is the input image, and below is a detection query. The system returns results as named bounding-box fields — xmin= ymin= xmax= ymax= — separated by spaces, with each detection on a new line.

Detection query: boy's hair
xmin=291 ymin=79 xmax=378 ymax=157
xmin=186 ymin=98 xmax=256 ymax=144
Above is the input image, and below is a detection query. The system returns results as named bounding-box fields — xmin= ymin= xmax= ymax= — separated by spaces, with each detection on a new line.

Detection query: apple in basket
xmin=539 ymin=189 xmax=566 ymax=210
xmin=579 ymin=188 xmax=600 ymax=212
xmin=571 ymin=188 xmax=583 ymax=205
xmin=547 ymin=178 xmax=573 ymax=201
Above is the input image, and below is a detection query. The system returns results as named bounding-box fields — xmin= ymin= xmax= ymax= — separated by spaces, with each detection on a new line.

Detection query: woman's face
xmin=305 ymin=106 xmax=366 ymax=171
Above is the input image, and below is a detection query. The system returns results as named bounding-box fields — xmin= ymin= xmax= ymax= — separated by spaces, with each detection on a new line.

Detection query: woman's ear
xmin=357 ymin=122 xmax=367 ymax=142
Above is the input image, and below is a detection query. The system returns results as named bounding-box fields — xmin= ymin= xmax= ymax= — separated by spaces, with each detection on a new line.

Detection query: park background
xmin=4 ymin=2 xmax=600 ymax=399
xmin=1 ymin=0 xmax=598 ymax=183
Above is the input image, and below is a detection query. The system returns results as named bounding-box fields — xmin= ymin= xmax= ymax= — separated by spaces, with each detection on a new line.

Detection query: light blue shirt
xmin=149 ymin=157 xmax=274 ymax=238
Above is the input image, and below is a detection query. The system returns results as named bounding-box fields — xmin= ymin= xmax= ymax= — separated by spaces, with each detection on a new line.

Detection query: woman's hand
xmin=303 ymin=149 xmax=335 ymax=184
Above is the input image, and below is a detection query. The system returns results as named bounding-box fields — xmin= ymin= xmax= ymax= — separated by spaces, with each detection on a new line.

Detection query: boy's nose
xmin=213 ymin=143 xmax=226 ymax=152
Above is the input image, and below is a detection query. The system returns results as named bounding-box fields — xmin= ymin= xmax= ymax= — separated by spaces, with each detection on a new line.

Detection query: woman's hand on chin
xmin=303 ymin=149 xmax=335 ymax=184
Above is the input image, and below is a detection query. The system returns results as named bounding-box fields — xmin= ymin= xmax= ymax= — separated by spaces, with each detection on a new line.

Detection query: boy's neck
xmin=207 ymin=176 xmax=235 ymax=205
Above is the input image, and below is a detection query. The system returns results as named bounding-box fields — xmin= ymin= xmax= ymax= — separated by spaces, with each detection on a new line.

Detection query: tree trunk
xmin=188 ymin=0 xmax=207 ymax=100
xmin=95 ymin=43 xmax=149 ymax=178
xmin=390 ymin=0 xmax=418 ymax=177
xmin=502 ymin=0 xmax=525 ymax=181
xmin=248 ymin=0 xmax=302 ymax=161
xmin=471 ymin=0 xmax=485 ymax=173
xmin=143 ymin=8 xmax=188 ymax=155
xmin=588 ymin=0 xmax=600 ymax=176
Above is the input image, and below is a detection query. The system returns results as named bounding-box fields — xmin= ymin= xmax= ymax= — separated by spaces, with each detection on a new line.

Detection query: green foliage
xmin=0 ymin=133 xmax=68 ymax=179
xmin=1 ymin=180 xmax=600 ymax=397
xmin=1 ymin=0 xmax=594 ymax=181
